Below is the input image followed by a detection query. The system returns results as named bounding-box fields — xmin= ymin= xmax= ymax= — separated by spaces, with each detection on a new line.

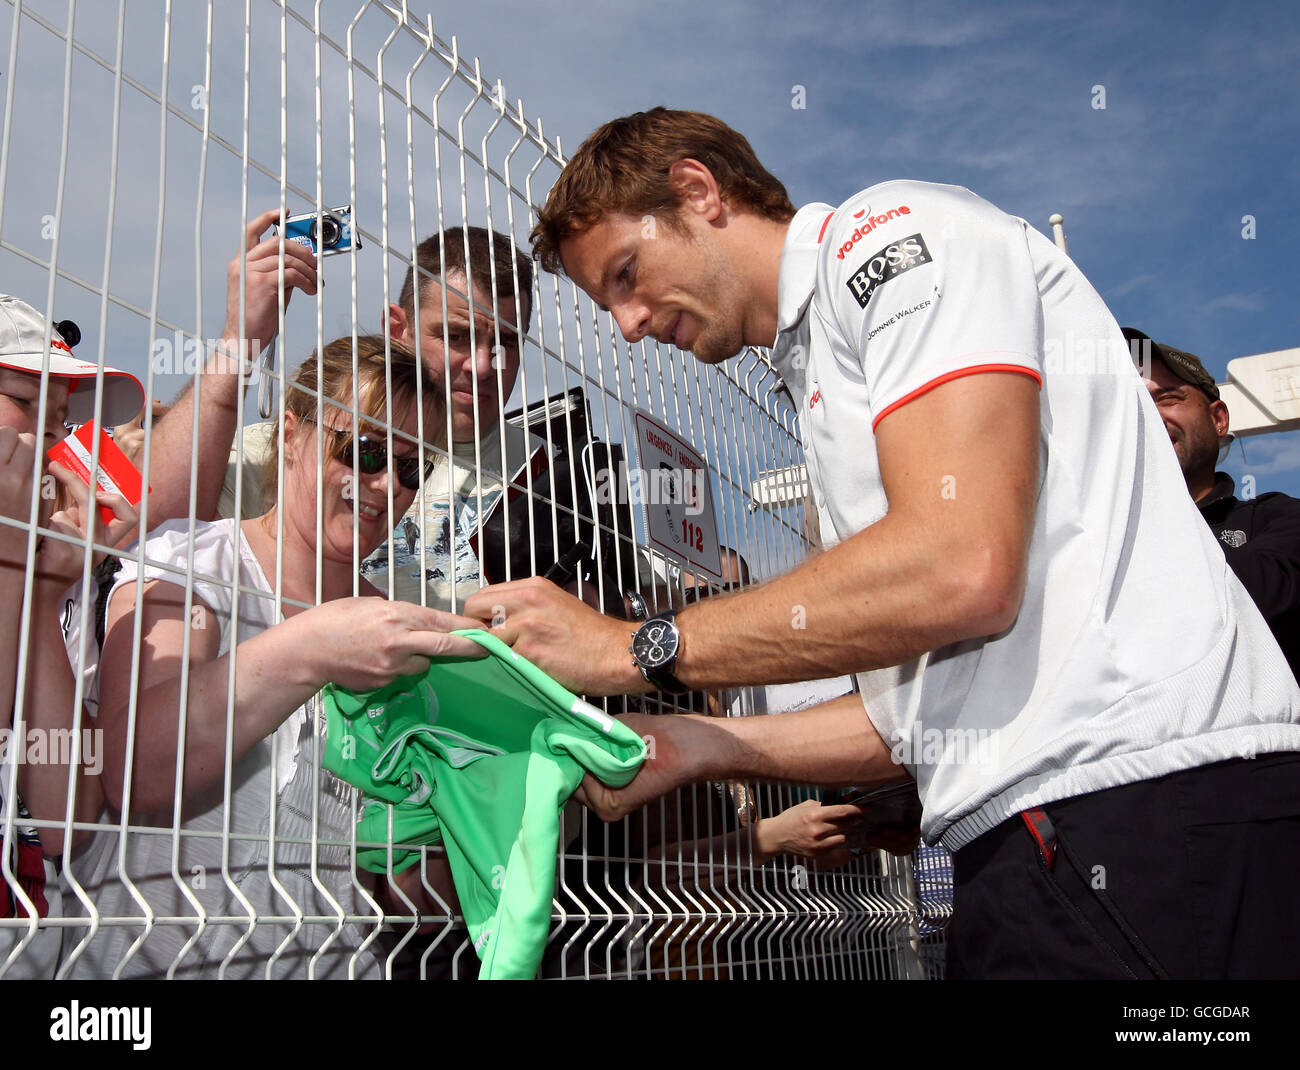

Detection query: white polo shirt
xmin=770 ymin=180 xmax=1300 ymax=850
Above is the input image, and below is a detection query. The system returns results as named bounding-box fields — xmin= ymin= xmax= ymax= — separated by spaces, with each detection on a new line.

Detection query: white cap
xmin=0 ymin=294 xmax=144 ymax=426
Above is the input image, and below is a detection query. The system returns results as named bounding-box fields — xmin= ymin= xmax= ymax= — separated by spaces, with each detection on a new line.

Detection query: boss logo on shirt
xmin=845 ymin=233 xmax=932 ymax=309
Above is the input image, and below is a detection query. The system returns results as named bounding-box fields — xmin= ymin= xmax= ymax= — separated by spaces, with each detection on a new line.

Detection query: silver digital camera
xmin=276 ymin=205 xmax=360 ymax=256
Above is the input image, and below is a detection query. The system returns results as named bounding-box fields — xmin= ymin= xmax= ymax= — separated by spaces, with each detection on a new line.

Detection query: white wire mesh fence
xmin=0 ymin=0 xmax=947 ymax=979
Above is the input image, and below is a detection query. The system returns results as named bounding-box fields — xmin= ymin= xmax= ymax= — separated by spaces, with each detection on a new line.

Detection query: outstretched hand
xmin=465 ymin=576 xmax=641 ymax=696
xmin=755 ymin=798 xmax=866 ymax=869
xmin=303 ymin=597 xmax=487 ymax=694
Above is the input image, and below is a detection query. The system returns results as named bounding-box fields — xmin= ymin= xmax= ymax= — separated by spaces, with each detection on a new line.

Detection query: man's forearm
xmin=665 ymin=693 xmax=903 ymax=788
xmin=585 ymin=516 xmax=975 ymax=698
xmin=671 ymin=513 xmax=997 ymax=691
xmin=481 ymin=371 xmax=1037 ymax=702
xmin=662 ymin=372 xmax=1039 ymax=694
xmin=144 ymin=340 xmax=247 ymax=525
xmin=585 ymin=694 xmax=907 ymax=823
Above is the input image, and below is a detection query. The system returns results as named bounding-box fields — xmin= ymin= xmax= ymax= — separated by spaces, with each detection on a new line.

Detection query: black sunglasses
xmin=304 ymin=419 xmax=434 ymax=491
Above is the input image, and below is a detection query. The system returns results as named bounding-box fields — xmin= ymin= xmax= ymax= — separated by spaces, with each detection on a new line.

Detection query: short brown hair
xmin=261 ymin=334 xmax=443 ymax=508
xmin=398 ymin=225 xmax=533 ymax=334
xmin=531 ymin=107 xmax=796 ymax=275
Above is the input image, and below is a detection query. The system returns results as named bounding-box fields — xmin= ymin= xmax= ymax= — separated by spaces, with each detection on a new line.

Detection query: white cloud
xmin=1106 ymin=274 xmax=1157 ymax=300
xmin=1224 ymin=431 xmax=1300 ymax=479
xmin=1201 ymin=292 xmax=1267 ymax=314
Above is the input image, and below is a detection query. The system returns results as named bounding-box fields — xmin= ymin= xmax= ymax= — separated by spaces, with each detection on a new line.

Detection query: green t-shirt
xmin=321 ymin=629 xmax=645 ymax=980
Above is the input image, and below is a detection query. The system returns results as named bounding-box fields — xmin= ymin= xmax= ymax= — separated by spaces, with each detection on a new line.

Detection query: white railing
xmin=0 ymin=0 xmax=941 ymax=979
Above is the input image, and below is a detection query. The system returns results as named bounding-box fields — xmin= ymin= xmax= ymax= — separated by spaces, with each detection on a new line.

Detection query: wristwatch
xmin=629 ymin=610 xmax=688 ymax=694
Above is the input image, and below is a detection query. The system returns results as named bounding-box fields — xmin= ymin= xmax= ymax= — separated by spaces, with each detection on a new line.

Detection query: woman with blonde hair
xmin=69 ymin=335 xmax=481 ymax=979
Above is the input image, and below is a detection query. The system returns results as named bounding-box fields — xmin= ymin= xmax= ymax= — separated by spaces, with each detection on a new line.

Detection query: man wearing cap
xmin=1127 ymin=326 xmax=1300 ymax=682
xmin=0 ymin=294 xmax=143 ymax=977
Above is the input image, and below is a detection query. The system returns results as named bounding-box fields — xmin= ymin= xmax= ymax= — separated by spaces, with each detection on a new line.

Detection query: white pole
xmin=1049 ymin=213 xmax=1068 ymax=254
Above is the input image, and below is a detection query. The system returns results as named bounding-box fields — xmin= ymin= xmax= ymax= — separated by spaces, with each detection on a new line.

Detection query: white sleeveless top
xmin=64 ymin=519 xmax=379 ymax=979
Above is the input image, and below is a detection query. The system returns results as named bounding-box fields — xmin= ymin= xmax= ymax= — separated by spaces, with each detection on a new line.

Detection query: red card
xmin=47 ymin=422 xmax=146 ymax=525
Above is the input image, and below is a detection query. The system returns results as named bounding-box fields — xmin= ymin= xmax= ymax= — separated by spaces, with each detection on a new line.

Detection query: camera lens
xmin=309 ymin=215 xmax=342 ymax=249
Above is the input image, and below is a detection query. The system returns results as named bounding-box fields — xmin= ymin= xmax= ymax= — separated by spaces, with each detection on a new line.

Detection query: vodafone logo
xmin=845 ymin=233 xmax=933 ymax=309
xmin=835 ymin=205 xmax=911 ymax=260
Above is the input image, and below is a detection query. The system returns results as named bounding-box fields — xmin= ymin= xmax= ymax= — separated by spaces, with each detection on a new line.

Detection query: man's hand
xmin=465 ymin=576 xmax=642 ymax=696
xmin=574 ymin=711 xmax=725 ymax=821
xmin=220 ymin=208 xmax=319 ymax=357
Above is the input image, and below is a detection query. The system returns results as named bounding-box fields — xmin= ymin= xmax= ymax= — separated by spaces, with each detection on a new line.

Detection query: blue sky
xmin=436 ymin=0 xmax=1300 ymax=495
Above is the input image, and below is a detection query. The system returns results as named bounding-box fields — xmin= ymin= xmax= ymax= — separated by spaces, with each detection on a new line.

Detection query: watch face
xmin=632 ymin=618 xmax=679 ymax=670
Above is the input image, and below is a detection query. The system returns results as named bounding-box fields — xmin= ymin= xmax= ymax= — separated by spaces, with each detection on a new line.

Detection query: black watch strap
xmin=641 ymin=663 xmax=689 ymax=695
xmin=631 ymin=611 xmax=689 ymax=694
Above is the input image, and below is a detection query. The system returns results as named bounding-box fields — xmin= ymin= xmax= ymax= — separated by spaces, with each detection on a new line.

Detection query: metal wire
xmin=0 ymin=0 xmax=948 ymax=980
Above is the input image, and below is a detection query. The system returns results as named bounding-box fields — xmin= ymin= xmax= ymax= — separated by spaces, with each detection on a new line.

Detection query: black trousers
xmin=946 ymin=751 xmax=1300 ymax=979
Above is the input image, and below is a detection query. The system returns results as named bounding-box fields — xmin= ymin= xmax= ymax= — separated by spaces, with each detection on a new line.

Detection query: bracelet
xmin=625 ymin=589 xmax=649 ymax=622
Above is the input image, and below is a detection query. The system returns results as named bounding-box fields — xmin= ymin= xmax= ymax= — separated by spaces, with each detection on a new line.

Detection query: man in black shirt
xmin=1126 ymin=326 xmax=1300 ymax=681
